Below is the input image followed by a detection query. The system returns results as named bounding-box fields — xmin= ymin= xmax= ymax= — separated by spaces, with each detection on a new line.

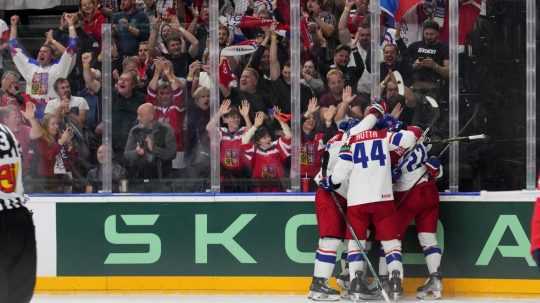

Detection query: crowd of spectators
xmin=0 ymin=0 xmax=483 ymax=193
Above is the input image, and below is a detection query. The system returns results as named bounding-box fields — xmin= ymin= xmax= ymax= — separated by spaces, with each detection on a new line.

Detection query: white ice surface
xmin=32 ymin=294 xmax=540 ymax=303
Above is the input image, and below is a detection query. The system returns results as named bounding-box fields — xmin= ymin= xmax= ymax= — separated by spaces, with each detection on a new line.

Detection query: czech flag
xmin=380 ymin=0 xmax=423 ymax=22
xmin=219 ymin=58 xmax=237 ymax=88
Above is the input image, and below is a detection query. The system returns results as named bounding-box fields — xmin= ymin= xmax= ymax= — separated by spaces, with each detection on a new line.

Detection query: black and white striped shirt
xmin=0 ymin=124 xmax=27 ymax=211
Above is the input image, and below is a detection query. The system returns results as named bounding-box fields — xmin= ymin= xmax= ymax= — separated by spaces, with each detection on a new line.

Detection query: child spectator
xmin=206 ymin=99 xmax=252 ymax=192
xmin=242 ymin=107 xmax=292 ymax=192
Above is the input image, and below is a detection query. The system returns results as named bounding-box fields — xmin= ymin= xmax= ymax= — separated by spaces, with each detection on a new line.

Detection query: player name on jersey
xmin=348 ymin=129 xmax=387 ymax=144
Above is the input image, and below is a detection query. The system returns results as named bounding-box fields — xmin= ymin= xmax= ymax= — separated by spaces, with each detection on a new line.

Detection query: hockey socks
xmin=382 ymin=239 xmax=403 ymax=280
xmin=378 ymin=248 xmax=389 ymax=276
xmin=313 ymin=238 xmax=342 ymax=279
xmin=418 ymin=232 xmax=442 ymax=274
xmin=347 ymin=239 xmax=366 ymax=282
xmin=339 ymin=240 xmax=349 ymax=276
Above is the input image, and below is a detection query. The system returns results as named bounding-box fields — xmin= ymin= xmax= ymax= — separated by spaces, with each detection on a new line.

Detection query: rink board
xmin=29 ymin=191 xmax=540 ymax=294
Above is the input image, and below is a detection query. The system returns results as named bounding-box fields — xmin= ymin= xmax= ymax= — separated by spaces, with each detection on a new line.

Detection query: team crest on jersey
xmin=340 ymin=144 xmax=351 ymax=153
xmin=0 ymin=163 xmax=18 ymax=193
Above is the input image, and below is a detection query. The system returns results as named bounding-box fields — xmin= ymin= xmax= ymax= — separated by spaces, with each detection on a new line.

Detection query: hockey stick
xmin=430 ymin=134 xmax=488 ymax=149
xmin=396 ymin=133 xmax=488 ymax=206
xmin=395 ymin=102 xmax=482 ymax=201
xmin=394 ymin=95 xmax=441 ymax=174
xmin=321 ymin=152 xmax=392 ymax=303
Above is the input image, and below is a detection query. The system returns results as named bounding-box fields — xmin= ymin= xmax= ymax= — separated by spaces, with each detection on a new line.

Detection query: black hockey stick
xmin=394 ymin=95 xmax=441 ymax=173
xmin=396 ymin=102 xmax=482 ymax=204
xmin=321 ymin=152 xmax=392 ymax=303
xmin=430 ymin=134 xmax=488 ymax=150
xmin=396 ymin=133 xmax=488 ymax=206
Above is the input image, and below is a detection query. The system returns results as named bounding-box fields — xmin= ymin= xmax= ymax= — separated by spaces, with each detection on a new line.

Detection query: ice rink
xmin=33 ymin=294 xmax=540 ymax=303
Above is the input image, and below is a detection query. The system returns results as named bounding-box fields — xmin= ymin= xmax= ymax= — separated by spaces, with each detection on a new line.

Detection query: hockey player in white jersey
xmin=307 ymin=103 xmax=387 ymax=301
xmin=0 ymin=121 xmax=36 ymax=302
xmin=321 ymin=124 xmax=417 ymax=301
xmin=391 ymin=126 xmax=443 ymax=299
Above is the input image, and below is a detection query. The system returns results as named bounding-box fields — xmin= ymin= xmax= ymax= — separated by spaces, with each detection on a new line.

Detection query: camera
xmin=137 ymin=137 xmax=146 ymax=148
xmin=69 ymin=107 xmax=80 ymax=115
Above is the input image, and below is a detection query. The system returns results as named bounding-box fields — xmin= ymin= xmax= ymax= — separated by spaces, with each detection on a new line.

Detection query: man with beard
xmin=8 ymin=14 xmax=78 ymax=118
xmin=406 ymin=20 xmax=449 ymax=98
xmin=380 ymin=44 xmax=412 ymax=87
xmin=222 ymin=67 xmax=270 ymax=117
xmin=45 ymin=78 xmax=89 ymax=126
xmin=319 ymin=42 xmax=366 ymax=94
xmin=163 ymin=29 xmax=199 ymax=78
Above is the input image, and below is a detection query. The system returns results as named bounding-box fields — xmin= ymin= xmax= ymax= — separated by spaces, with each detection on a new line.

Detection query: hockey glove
xmin=366 ymin=99 xmax=387 ymax=117
xmin=425 ymin=156 xmax=442 ymax=179
xmin=319 ymin=176 xmax=340 ymax=192
xmin=338 ymin=118 xmax=360 ymax=132
xmin=391 ymin=167 xmax=402 ymax=183
xmin=375 ymin=114 xmax=403 ymax=131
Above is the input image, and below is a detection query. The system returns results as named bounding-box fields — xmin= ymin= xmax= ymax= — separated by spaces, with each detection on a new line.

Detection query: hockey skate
xmin=388 ymin=270 xmax=403 ymax=301
xmin=307 ymin=277 xmax=340 ymax=301
xmin=416 ymin=272 xmax=443 ymax=300
xmin=336 ymin=274 xmax=351 ymax=300
xmin=378 ymin=274 xmax=390 ymax=294
xmin=349 ymin=271 xmax=380 ymax=301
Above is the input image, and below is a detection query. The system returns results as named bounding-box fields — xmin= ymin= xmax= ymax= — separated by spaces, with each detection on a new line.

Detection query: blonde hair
xmin=243 ymin=67 xmax=259 ymax=83
xmin=193 ymin=86 xmax=210 ymax=99
xmin=326 ymin=69 xmax=344 ymax=81
xmin=40 ymin=114 xmax=60 ymax=144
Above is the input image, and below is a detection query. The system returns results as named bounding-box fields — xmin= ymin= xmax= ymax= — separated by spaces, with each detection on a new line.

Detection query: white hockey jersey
xmin=393 ymin=141 xmax=429 ymax=192
xmin=314 ymin=130 xmax=349 ymax=199
xmin=331 ymin=129 xmax=416 ymax=206
xmin=0 ymin=124 xmax=27 ymax=211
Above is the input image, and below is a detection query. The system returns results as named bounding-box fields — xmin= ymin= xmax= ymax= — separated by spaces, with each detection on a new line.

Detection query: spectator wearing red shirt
xmin=0 ymin=104 xmax=42 ymax=176
xmin=207 ymin=99 xmax=253 ymax=192
xmin=338 ymin=0 xmax=368 ymax=40
xmin=242 ymin=108 xmax=292 ymax=192
xmin=80 ymin=0 xmax=107 ymax=44
xmin=31 ymin=114 xmax=77 ymax=193
xmin=300 ymin=98 xmax=325 ymax=191
xmin=136 ymin=41 xmax=151 ymax=85
xmin=146 ymin=58 xmax=185 ymax=170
